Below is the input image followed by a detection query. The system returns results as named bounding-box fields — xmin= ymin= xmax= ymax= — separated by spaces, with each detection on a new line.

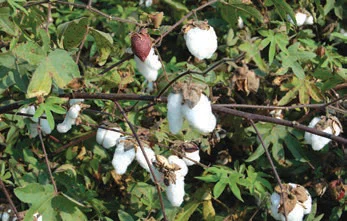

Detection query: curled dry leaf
xmin=315 ymin=116 xmax=343 ymax=134
xmin=149 ymin=12 xmax=164 ymax=29
xmin=173 ymin=82 xmax=206 ymax=108
xmin=231 ymin=64 xmax=260 ymax=95
xmin=131 ymin=29 xmax=152 ymax=62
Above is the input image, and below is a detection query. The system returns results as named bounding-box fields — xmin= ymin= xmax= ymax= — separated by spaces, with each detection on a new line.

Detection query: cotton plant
xmin=304 ymin=116 xmax=342 ymax=151
xmin=182 ymin=20 xmax=218 ymax=60
xmin=167 ymin=82 xmax=216 ymax=134
xmin=270 ymin=183 xmax=312 ymax=221
xmin=131 ymin=29 xmax=162 ymax=88
xmin=20 ymin=105 xmax=52 ymax=137
xmin=57 ymin=99 xmax=84 ymax=133
xmin=96 ymin=125 xmax=123 ymax=149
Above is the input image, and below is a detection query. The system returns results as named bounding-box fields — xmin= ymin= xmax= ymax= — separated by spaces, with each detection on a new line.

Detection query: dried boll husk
xmin=131 ymin=29 xmax=152 ymax=62
xmin=231 ymin=64 xmax=260 ymax=95
xmin=173 ymin=82 xmax=206 ymax=109
xmin=149 ymin=12 xmax=164 ymax=28
xmin=182 ymin=19 xmax=218 ymax=60
xmin=171 ymin=141 xmax=200 ymax=166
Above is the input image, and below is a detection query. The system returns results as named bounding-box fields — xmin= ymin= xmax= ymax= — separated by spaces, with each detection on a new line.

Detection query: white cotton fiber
xmin=67 ymin=104 xmax=81 ymax=119
xmin=167 ymin=93 xmax=184 ymax=134
xmin=184 ymin=26 xmax=218 ymax=60
xmin=96 ymin=127 xmax=122 ymax=149
xmin=69 ymin=99 xmax=84 ymax=106
xmin=134 ymin=48 xmax=161 ymax=82
xmin=270 ymin=192 xmax=305 ymax=221
xmin=166 ymin=177 xmax=185 ymax=207
xmin=168 ymin=155 xmax=188 ymax=177
xmin=135 ymin=145 xmax=156 ymax=172
xmin=181 ymin=94 xmax=216 ymax=133
xmin=112 ymin=142 xmax=136 ymax=175
xmin=96 ymin=127 xmax=107 ymax=145
xmin=183 ymin=150 xmax=200 ymax=166
xmin=40 ymin=115 xmax=52 ymax=135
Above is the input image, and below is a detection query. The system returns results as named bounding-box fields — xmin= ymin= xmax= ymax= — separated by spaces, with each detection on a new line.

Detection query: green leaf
xmin=267 ymin=0 xmax=296 ymax=23
xmin=219 ymin=2 xmax=263 ymax=25
xmin=0 ymin=7 xmax=18 ymax=36
xmin=213 ymin=177 xmax=228 ymax=198
xmin=175 ymin=201 xmax=201 ymax=221
xmin=259 ymin=30 xmax=289 ymax=65
xmin=118 ymin=210 xmax=134 ymax=221
xmin=27 ymin=49 xmax=80 ymax=98
xmin=162 ymin=0 xmax=189 ymax=13
xmin=228 ymin=173 xmax=243 ymax=202
xmin=239 ymin=40 xmax=267 ymax=72
xmin=90 ymin=28 xmax=114 ymax=66
xmin=57 ymin=17 xmax=89 ymax=49
xmin=12 ymin=42 xmax=46 ymax=66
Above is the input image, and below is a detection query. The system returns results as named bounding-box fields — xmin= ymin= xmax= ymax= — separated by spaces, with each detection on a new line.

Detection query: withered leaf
xmin=231 ymin=64 xmax=259 ymax=95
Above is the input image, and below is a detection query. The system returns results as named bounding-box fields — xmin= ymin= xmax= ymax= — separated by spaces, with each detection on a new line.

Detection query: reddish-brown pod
xmin=131 ymin=29 xmax=152 ymax=62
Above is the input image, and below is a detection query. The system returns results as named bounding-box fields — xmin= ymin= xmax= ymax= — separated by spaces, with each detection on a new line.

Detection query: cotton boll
xmin=304 ymin=117 xmax=321 ymax=145
xmin=96 ymin=127 xmax=122 ymax=149
xmin=311 ymin=127 xmax=333 ymax=151
xmin=295 ymin=12 xmax=307 ymax=26
xmin=136 ymin=145 xmax=156 ymax=172
xmin=167 ymin=93 xmax=184 ymax=134
xmin=69 ymin=99 xmax=84 ymax=106
xmin=1 ymin=211 xmax=10 ymax=221
xmin=183 ymin=150 xmax=200 ymax=166
xmin=67 ymin=104 xmax=81 ymax=119
xmin=29 ymin=123 xmax=39 ymax=138
xmin=112 ymin=142 xmax=136 ymax=175
xmin=237 ymin=16 xmax=244 ymax=29
xmin=134 ymin=48 xmax=161 ymax=82
xmin=181 ymin=94 xmax=216 ymax=133
xmin=166 ymin=177 xmax=185 ymax=207
xmin=168 ymin=155 xmax=188 ymax=177
xmin=96 ymin=127 xmax=107 ymax=145
xmin=270 ymin=192 xmax=305 ymax=221
xmin=57 ymin=122 xmax=72 ymax=133
xmin=305 ymin=15 xmax=313 ymax=25
xmin=184 ymin=26 xmax=218 ymax=60
xmin=40 ymin=116 xmax=52 ymax=135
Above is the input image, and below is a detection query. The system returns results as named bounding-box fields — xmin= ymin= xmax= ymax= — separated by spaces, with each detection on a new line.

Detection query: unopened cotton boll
xmin=167 ymin=93 xmax=184 ymax=134
xmin=112 ymin=142 xmax=136 ymax=175
xmin=183 ymin=149 xmax=200 ymax=166
xmin=135 ymin=145 xmax=156 ymax=172
xmin=166 ymin=177 xmax=185 ymax=207
xmin=181 ymin=94 xmax=216 ymax=133
xmin=134 ymin=48 xmax=161 ymax=82
xmin=96 ymin=127 xmax=122 ymax=149
xmin=184 ymin=26 xmax=218 ymax=60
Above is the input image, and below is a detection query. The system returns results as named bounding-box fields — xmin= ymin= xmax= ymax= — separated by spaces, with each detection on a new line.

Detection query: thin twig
xmin=37 ymin=126 xmax=58 ymax=194
xmin=249 ymin=120 xmax=287 ymax=221
xmin=0 ymin=180 xmax=22 ymax=220
xmin=114 ymin=100 xmax=167 ymax=221
xmin=156 ymin=54 xmax=245 ymax=98
xmin=98 ymin=54 xmax=133 ymax=75
xmin=76 ymin=27 xmax=89 ymax=64
xmin=53 ymin=131 xmax=96 ymax=154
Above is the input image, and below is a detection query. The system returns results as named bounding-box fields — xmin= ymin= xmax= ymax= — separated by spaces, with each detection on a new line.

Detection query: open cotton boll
xmin=29 ymin=123 xmax=39 ymax=138
xmin=112 ymin=142 xmax=136 ymax=175
xmin=305 ymin=15 xmax=313 ymax=25
xmin=96 ymin=127 xmax=122 ymax=149
xmin=287 ymin=183 xmax=312 ymax=215
xmin=57 ymin=116 xmax=76 ymax=133
xmin=270 ymin=192 xmax=305 ymax=221
xmin=40 ymin=116 xmax=52 ymax=135
xmin=183 ymin=150 xmax=200 ymax=166
xmin=69 ymin=99 xmax=84 ymax=106
xmin=304 ymin=117 xmax=321 ymax=144
xmin=166 ymin=177 xmax=185 ymax=207
xmin=168 ymin=155 xmax=188 ymax=177
xmin=134 ymin=48 xmax=161 ymax=82
xmin=184 ymin=26 xmax=217 ymax=60
xmin=167 ymin=93 xmax=184 ymax=134
xmin=311 ymin=127 xmax=333 ymax=151
xmin=237 ymin=16 xmax=244 ymax=29
xmin=181 ymin=94 xmax=216 ymax=133
xmin=135 ymin=145 xmax=156 ymax=172
xmin=67 ymin=104 xmax=81 ymax=119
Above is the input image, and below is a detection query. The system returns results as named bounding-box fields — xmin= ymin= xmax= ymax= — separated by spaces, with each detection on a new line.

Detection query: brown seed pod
xmin=131 ymin=29 xmax=152 ymax=62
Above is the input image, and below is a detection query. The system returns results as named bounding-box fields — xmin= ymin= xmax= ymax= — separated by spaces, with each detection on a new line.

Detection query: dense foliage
xmin=0 ymin=0 xmax=346 ymax=220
